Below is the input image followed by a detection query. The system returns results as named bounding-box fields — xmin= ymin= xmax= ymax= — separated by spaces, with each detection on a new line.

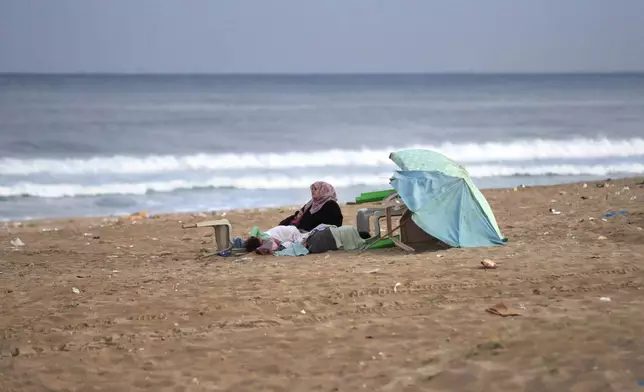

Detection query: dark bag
xmin=306 ymin=228 xmax=338 ymax=254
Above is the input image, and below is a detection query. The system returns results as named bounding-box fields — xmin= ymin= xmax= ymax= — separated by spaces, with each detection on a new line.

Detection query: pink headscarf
xmin=294 ymin=181 xmax=338 ymax=223
xmin=308 ymin=181 xmax=338 ymax=213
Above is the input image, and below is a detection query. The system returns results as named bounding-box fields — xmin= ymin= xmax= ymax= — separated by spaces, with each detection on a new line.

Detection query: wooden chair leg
xmin=391 ymin=237 xmax=415 ymax=252
xmin=357 ymin=214 xmax=413 ymax=254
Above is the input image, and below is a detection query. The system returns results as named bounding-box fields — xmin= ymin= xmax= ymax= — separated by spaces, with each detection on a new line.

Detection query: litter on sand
xmin=10 ymin=237 xmax=25 ymax=247
xmin=481 ymin=259 xmax=497 ymax=269
xmin=485 ymin=302 xmax=521 ymax=317
xmin=123 ymin=211 xmax=148 ymax=221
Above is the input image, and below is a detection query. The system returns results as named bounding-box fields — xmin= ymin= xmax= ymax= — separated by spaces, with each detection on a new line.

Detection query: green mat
xmin=366 ymin=235 xmax=399 ymax=249
xmin=355 ymin=189 xmax=396 ymax=204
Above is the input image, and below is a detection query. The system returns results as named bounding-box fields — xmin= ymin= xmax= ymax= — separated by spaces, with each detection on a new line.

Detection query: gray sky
xmin=1 ymin=0 xmax=643 ymax=73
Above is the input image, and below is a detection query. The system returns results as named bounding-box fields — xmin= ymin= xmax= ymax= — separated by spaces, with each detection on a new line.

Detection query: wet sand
xmin=1 ymin=178 xmax=644 ymax=392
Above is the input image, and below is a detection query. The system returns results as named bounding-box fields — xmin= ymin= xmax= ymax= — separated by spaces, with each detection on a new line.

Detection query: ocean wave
xmin=466 ymin=163 xmax=644 ymax=178
xmin=1 ymin=137 xmax=643 ymax=176
xmin=0 ymin=175 xmax=391 ymax=198
xmin=1 ymin=162 xmax=643 ymax=198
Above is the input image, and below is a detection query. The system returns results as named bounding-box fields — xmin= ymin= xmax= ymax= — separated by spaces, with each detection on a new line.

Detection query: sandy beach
xmin=1 ymin=178 xmax=644 ymax=392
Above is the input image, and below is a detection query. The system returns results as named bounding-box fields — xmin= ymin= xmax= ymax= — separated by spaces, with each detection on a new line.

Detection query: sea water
xmin=1 ymin=73 xmax=643 ymax=220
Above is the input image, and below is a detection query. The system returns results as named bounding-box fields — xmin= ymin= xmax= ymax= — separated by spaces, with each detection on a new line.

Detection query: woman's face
xmin=311 ymin=185 xmax=320 ymax=198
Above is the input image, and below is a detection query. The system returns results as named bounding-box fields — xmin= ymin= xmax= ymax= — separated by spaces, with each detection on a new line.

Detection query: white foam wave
xmin=0 ymin=175 xmax=390 ymax=198
xmin=1 ymin=162 xmax=643 ymax=198
xmin=2 ymin=138 xmax=643 ymax=176
xmin=466 ymin=163 xmax=644 ymax=178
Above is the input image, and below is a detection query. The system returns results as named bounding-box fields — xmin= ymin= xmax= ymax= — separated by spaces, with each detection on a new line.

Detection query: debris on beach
xmin=364 ymin=268 xmax=380 ymax=274
xmin=393 ymin=282 xmax=402 ymax=293
xmin=599 ymin=297 xmax=611 ymax=302
xmin=549 ymin=208 xmax=561 ymax=215
xmin=602 ymin=210 xmax=628 ymax=218
xmin=10 ymin=237 xmax=25 ymax=247
xmin=481 ymin=259 xmax=497 ymax=269
xmin=71 ymin=287 xmax=81 ymax=294
xmin=485 ymin=302 xmax=521 ymax=317
xmin=597 ymin=235 xmax=608 ymax=240
xmin=123 ymin=211 xmax=148 ymax=221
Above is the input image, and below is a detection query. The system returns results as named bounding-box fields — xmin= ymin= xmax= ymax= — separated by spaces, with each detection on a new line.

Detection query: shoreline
xmin=2 ymin=173 xmax=643 ymax=223
xmin=2 ymin=176 xmax=641 ymax=228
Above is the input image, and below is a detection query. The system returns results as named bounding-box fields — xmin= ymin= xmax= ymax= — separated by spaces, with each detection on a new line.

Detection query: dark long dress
xmin=279 ymin=200 xmax=343 ymax=232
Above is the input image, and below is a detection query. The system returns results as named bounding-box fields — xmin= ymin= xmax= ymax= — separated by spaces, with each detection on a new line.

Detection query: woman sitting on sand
xmin=278 ymin=181 xmax=343 ymax=232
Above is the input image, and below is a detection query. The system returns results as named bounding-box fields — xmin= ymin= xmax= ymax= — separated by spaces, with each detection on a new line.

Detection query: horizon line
xmin=1 ymin=70 xmax=644 ymax=76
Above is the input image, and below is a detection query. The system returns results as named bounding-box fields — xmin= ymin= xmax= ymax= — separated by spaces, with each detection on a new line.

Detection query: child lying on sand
xmin=245 ymin=225 xmax=305 ymax=254
xmin=245 ymin=224 xmax=369 ymax=255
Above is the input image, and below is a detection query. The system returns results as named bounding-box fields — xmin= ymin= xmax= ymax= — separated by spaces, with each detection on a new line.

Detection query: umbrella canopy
xmin=389 ymin=149 xmax=506 ymax=248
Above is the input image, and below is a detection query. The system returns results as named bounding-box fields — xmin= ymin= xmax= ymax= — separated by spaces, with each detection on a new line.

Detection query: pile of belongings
xmin=247 ymin=224 xmax=367 ymax=257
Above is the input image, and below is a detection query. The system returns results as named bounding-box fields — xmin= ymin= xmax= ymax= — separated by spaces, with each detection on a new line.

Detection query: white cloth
xmin=265 ymin=225 xmax=304 ymax=249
